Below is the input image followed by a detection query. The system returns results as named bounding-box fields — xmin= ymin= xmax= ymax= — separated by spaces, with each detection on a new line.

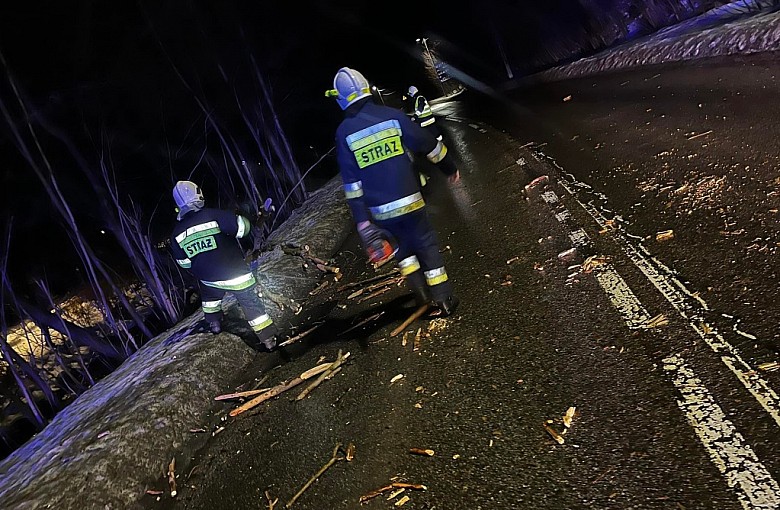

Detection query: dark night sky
xmin=0 ymin=1 xmax=693 ymax=294
xmin=0 ymin=2 xmax=509 ymax=289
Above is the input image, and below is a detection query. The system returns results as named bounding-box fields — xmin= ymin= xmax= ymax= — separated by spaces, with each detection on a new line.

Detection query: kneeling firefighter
xmin=169 ymin=181 xmax=278 ymax=351
xmin=327 ymin=67 xmax=460 ymax=316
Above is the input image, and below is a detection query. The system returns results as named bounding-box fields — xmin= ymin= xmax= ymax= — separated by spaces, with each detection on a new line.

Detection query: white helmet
xmin=173 ymin=180 xmax=205 ymax=220
xmin=328 ymin=67 xmax=371 ymax=110
xmin=408 ymin=85 xmax=419 ymax=97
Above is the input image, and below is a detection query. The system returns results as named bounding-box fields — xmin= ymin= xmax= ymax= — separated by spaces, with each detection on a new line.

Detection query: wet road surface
xmin=154 ymin=54 xmax=780 ymax=509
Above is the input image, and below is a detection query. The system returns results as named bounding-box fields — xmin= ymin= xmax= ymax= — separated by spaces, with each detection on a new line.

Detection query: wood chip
xmin=394 ymin=495 xmax=410 ymax=506
xmin=543 ymin=423 xmax=565 ymax=445
xmin=655 ymin=230 xmax=674 ymax=242
xmin=563 ymin=406 xmax=576 ymax=428
xmin=358 ymin=483 xmax=427 ymax=504
xmin=758 ymin=361 xmax=780 ymax=372
xmin=346 ymin=443 xmax=356 ymax=462
xmin=390 ymin=374 xmax=404 ymax=384
xmin=167 ymin=457 xmax=178 ymax=497
xmin=409 ymin=448 xmax=435 ymax=456
xmin=387 ymin=488 xmax=406 ymax=500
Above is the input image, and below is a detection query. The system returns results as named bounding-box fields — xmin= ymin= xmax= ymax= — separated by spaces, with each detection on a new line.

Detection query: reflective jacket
xmin=170 ymin=208 xmax=256 ymax=290
xmin=335 ymin=98 xmax=456 ymax=224
xmin=411 ymin=95 xmax=436 ymax=127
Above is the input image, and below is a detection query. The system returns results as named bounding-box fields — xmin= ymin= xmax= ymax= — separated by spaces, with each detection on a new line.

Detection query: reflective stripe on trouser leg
xmin=202 ymin=300 xmax=222 ymax=314
xmin=425 ymin=267 xmax=448 ymax=286
xmin=233 ymin=285 xmax=277 ymax=341
xmin=248 ymin=313 xmax=274 ymax=332
xmin=200 ymin=284 xmax=227 ymax=322
xmin=398 ymin=255 xmax=421 ymax=276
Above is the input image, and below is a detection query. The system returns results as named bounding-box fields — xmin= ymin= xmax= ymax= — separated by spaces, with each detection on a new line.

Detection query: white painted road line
xmin=664 ymin=355 xmax=780 ymax=509
xmin=556 ymin=176 xmax=780 ymax=430
xmin=593 ymin=265 xmax=652 ymax=329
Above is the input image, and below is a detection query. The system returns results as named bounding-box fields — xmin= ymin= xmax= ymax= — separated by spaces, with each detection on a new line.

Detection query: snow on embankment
xmin=539 ymin=10 xmax=780 ymax=81
xmin=0 ymin=177 xmax=351 ymax=510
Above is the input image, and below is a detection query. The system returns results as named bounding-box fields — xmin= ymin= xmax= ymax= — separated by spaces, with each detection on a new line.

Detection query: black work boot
xmin=253 ymin=323 xmax=279 ymax=352
xmin=433 ymin=295 xmax=460 ymax=317
xmin=209 ymin=320 xmax=222 ymax=334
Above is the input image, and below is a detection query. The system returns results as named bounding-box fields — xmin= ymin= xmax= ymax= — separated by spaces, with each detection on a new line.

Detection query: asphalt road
xmin=152 ymin=54 xmax=780 ymax=510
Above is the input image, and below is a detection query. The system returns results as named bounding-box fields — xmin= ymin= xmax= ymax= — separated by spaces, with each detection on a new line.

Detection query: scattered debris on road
xmin=286 ymin=442 xmax=347 ymax=508
xmin=655 ymin=230 xmax=675 ymax=242
xmin=391 ymin=304 xmax=430 ymax=337
xmin=229 ymin=352 xmax=351 ymax=416
xmin=296 ymin=350 xmax=350 ymax=401
xmin=409 ymin=448 xmax=435 ymax=456
xmin=758 ymin=361 xmax=780 ymax=372
xmin=265 ymin=490 xmax=279 ymax=510
xmin=544 ymin=406 xmax=579 ymax=445
xmin=643 ymin=314 xmax=669 ymax=328
xmin=167 ymin=457 xmax=177 ymax=498
xmin=358 ymin=482 xmax=428 ymax=504
xmin=345 ymin=443 xmax=356 ymax=462
xmin=390 ymin=374 xmax=405 ymax=384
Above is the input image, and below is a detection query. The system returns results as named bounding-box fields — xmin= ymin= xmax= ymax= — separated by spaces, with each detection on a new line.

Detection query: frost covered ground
xmin=0 ymin=178 xmax=352 ymax=509
xmin=538 ymin=6 xmax=780 ymax=81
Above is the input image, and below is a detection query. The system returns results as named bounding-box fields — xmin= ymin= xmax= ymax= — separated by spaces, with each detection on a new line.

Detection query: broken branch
xmin=278 ymin=324 xmax=321 ymax=348
xmin=391 ymin=304 xmax=430 ymax=337
xmin=296 ymin=350 xmax=351 ymax=401
xmin=167 ymin=457 xmax=177 ymax=497
xmin=230 ymin=377 xmax=306 ymax=417
xmin=214 ymin=388 xmax=270 ymax=401
xmin=339 ymin=311 xmax=384 ymax=337
xmin=286 ymin=443 xmax=344 ymax=508
xmin=359 ymin=483 xmax=428 ymax=504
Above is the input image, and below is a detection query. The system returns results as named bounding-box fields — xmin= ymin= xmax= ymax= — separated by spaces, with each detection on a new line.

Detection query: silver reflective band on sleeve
xmin=176 ymin=258 xmax=192 ymax=268
xmin=249 ymin=313 xmax=274 ymax=331
xmin=369 ymin=192 xmax=425 ymax=220
xmin=426 ymin=140 xmax=448 ymax=163
xmin=344 ymin=181 xmax=364 ymax=199
xmin=425 ymin=267 xmax=448 ymax=286
xmin=420 ymin=117 xmax=436 ymax=127
xmin=175 ymin=221 xmax=220 ymax=244
xmin=201 ymin=272 xmax=256 ymax=291
xmin=236 ymin=216 xmax=250 ymax=239
xmin=398 ymin=255 xmax=421 ymax=275
xmin=202 ymin=300 xmax=222 ymax=313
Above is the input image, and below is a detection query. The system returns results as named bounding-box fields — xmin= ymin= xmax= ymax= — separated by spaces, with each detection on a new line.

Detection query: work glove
xmin=236 ymin=198 xmax=275 ymax=228
xmin=357 ymin=222 xmax=397 ymax=267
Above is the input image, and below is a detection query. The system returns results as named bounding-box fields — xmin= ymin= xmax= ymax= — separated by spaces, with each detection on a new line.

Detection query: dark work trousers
xmin=199 ymin=283 xmax=277 ymax=341
xmin=378 ymin=209 xmax=454 ymax=303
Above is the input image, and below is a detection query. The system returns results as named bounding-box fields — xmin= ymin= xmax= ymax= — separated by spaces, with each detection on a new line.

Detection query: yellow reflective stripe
xmin=426 ymin=140 xmax=448 ymax=163
xmin=420 ymin=117 xmax=436 ymax=127
xmin=236 ymin=216 xmax=251 ymax=238
xmin=346 ymin=88 xmax=370 ymax=102
xmin=175 ymin=221 xmax=220 ymax=244
xmin=201 ymin=273 xmax=256 ymax=291
xmin=398 ymin=256 xmax=421 ymax=275
xmin=371 ymin=200 xmax=424 ymax=221
xmin=348 ymin=127 xmax=403 ymax=152
xmin=344 ymin=181 xmax=364 ymax=199
xmin=346 ymin=120 xmax=402 ymax=150
xmin=176 ymin=258 xmax=192 ymax=268
xmin=425 ymin=267 xmax=448 ymax=286
xmin=202 ymin=300 xmax=222 ymax=313
xmin=249 ymin=314 xmax=274 ymax=331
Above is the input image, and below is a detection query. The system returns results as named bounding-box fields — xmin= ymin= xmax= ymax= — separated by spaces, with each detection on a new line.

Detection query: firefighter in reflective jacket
xmin=408 ymin=85 xmax=442 ymax=141
xmin=169 ymin=181 xmax=278 ymax=351
xmin=327 ymin=67 xmax=460 ymax=316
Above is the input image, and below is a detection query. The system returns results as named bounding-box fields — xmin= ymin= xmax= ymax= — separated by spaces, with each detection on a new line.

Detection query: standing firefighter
xmin=327 ymin=67 xmax=460 ymax=316
xmin=408 ymin=85 xmax=442 ymax=141
xmin=170 ymin=181 xmax=278 ymax=351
